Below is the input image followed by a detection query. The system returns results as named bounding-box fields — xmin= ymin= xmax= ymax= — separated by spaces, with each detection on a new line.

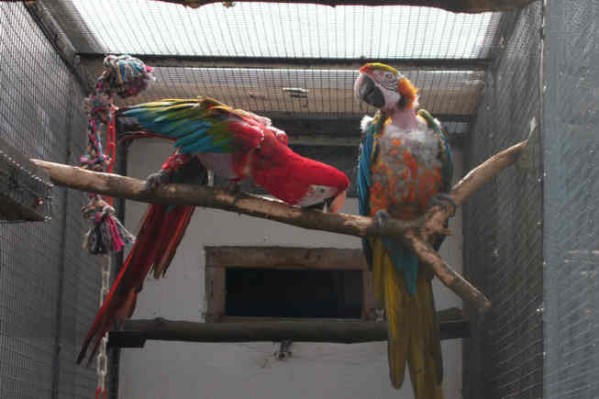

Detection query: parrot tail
xmin=372 ymin=240 xmax=444 ymax=398
xmin=77 ymin=204 xmax=195 ymax=365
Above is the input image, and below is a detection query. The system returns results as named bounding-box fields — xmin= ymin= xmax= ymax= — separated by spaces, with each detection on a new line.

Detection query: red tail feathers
xmin=77 ymin=205 xmax=195 ymax=364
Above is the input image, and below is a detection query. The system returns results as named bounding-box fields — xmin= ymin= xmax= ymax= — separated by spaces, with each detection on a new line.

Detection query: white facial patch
xmin=298 ymin=185 xmax=338 ymax=207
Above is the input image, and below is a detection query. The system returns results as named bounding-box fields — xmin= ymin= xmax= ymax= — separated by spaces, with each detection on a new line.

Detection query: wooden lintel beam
xmin=108 ymin=309 xmax=469 ymax=348
xmin=154 ymin=0 xmax=536 ymax=14
xmin=268 ymin=114 xmax=473 ymax=123
xmin=2 ymin=0 xmax=536 ymax=13
xmin=205 ymin=246 xmax=368 ymax=270
xmin=79 ymin=54 xmax=490 ymax=72
xmin=117 ymin=113 xmax=472 ymax=147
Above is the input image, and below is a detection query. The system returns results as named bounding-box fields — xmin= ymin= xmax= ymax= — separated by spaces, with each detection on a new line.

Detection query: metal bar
xmin=107 ymin=120 xmax=133 ymax=399
xmin=79 ymin=54 xmax=490 ymax=72
xmin=23 ymin=2 xmax=93 ymax=93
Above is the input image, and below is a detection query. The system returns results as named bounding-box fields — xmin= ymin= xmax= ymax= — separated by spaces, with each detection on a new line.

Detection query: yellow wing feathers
xmin=371 ymin=238 xmax=444 ymax=398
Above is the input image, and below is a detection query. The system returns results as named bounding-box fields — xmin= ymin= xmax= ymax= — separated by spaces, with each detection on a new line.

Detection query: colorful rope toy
xmin=80 ymin=55 xmax=155 ymax=255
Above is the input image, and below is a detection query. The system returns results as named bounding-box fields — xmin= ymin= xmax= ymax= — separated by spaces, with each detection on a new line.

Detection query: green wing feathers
xmin=121 ymin=97 xmax=264 ymax=154
xmin=418 ymin=109 xmax=453 ymax=192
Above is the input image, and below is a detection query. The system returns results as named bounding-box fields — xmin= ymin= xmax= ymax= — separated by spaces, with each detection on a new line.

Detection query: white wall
xmin=118 ymin=140 xmax=464 ymax=399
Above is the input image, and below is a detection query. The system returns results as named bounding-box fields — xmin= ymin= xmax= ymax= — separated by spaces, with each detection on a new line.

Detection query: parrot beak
xmin=354 ymin=74 xmax=385 ymax=108
xmin=327 ymin=189 xmax=347 ymax=213
xmin=299 ymin=186 xmax=347 ymax=213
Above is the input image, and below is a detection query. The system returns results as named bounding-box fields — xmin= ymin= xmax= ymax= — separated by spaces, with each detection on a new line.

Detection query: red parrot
xmin=77 ymin=97 xmax=349 ymax=364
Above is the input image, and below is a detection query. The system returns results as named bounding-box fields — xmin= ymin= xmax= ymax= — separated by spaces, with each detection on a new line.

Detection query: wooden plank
xmin=80 ymin=54 xmax=490 ymax=72
xmin=205 ymin=246 xmax=367 ymax=270
xmin=97 ymin=0 xmax=535 ymax=14
xmin=204 ymin=266 xmax=225 ymax=322
xmin=361 ymin=270 xmax=377 ymax=320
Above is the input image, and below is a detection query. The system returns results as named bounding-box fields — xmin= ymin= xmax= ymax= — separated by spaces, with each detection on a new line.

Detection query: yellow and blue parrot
xmin=354 ymin=63 xmax=453 ymax=398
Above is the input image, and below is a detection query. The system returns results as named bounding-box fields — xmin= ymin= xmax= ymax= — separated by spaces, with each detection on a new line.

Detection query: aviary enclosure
xmin=0 ymin=1 xmax=597 ymax=398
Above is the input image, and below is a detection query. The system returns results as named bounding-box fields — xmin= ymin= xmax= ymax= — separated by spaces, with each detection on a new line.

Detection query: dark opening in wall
xmin=225 ymin=268 xmax=363 ymax=319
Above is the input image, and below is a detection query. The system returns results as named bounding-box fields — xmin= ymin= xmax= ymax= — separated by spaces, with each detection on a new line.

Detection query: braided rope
xmin=77 ymin=55 xmax=154 ymax=398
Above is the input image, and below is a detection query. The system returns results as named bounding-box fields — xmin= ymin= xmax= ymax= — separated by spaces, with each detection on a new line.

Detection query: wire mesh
xmin=53 ymin=1 xmax=500 ymax=59
xmin=0 ymin=3 xmax=102 ymax=398
xmin=544 ymin=1 xmax=599 ymax=398
xmin=462 ymin=4 xmax=543 ymax=399
xmin=0 ymin=135 xmax=52 ymax=222
xmin=47 ymin=0 xmax=499 ymax=139
xmin=111 ymin=66 xmax=484 ymax=121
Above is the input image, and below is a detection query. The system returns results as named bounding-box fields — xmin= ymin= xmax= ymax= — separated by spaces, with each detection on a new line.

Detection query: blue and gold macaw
xmin=355 ymin=63 xmax=453 ymax=398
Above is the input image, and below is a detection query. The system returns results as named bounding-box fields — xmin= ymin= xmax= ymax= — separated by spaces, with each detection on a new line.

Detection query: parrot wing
xmin=357 ymin=112 xmax=386 ymax=268
xmin=357 ymin=126 xmax=374 ymax=267
xmin=418 ymin=109 xmax=453 ymax=192
xmin=121 ymin=97 xmax=266 ymax=154
xmin=77 ymin=204 xmax=195 ymax=365
xmin=77 ymin=157 xmax=207 ymax=365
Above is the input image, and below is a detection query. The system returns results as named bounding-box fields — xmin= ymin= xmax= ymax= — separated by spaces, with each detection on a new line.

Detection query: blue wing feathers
xmin=121 ymin=99 xmax=238 ymax=153
xmin=175 ymin=132 xmax=214 ymax=153
xmin=381 ymin=237 xmax=418 ymax=296
xmin=357 ymin=116 xmax=378 ymax=268
xmin=357 ymin=132 xmax=373 ymax=218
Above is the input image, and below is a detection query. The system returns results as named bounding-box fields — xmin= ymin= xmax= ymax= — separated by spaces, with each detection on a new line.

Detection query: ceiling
xmin=33 ymin=0 xmax=512 ymax=141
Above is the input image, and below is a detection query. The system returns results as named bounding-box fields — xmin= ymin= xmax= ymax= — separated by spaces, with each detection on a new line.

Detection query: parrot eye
xmin=384 ymin=72 xmax=394 ymax=80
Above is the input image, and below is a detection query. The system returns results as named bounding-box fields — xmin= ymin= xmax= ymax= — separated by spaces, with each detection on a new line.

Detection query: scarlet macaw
xmin=355 ymin=63 xmax=453 ymax=398
xmin=77 ymin=97 xmax=349 ymax=363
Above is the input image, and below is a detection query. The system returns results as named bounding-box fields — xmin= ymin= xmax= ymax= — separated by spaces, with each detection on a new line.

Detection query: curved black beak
xmin=358 ymin=76 xmax=385 ymax=108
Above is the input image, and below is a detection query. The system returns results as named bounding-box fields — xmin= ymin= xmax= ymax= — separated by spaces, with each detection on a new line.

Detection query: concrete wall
xmin=118 ymin=139 xmax=464 ymax=399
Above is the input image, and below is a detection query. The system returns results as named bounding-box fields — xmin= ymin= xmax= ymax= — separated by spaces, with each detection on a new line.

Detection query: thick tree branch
xmin=31 ymin=157 xmax=416 ymax=237
xmin=109 ymin=308 xmax=468 ymax=347
xmin=452 ymin=141 xmax=528 ymax=206
xmin=157 ymin=0 xmax=536 ymax=13
xmin=31 ymin=139 xmax=528 ymax=312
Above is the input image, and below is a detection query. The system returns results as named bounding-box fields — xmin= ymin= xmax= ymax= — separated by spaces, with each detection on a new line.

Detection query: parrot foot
xmin=425 ymin=193 xmax=456 ymax=237
xmin=226 ymin=180 xmax=242 ymax=194
xmin=274 ymin=340 xmax=293 ymax=361
xmin=427 ymin=193 xmax=456 ymax=216
xmin=374 ymin=209 xmax=392 ymax=229
xmin=145 ymin=170 xmax=171 ymax=190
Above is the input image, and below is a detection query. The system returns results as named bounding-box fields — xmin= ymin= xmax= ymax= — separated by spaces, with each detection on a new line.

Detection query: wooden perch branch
xmin=451 ymin=141 xmax=528 ymax=206
xmin=109 ymin=308 xmax=468 ymax=348
xmin=156 ymin=0 xmax=536 ymax=13
xmin=31 ymin=158 xmax=417 ymax=237
xmin=31 ymin=139 xmax=529 ymax=313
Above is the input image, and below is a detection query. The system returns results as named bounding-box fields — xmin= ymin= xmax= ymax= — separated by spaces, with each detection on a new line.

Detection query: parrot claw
xmin=374 ymin=209 xmax=392 ymax=229
xmin=227 ymin=181 xmax=241 ymax=194
xmin=274 ymin=340 xmax=293 ymax=361
xmin=424 ymin=193 xmax=456 ymax=238
xmin=145 ymin=171 xmax=171 ymax=190
xmin=427 ymin=193 xmax=457 ymax=216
